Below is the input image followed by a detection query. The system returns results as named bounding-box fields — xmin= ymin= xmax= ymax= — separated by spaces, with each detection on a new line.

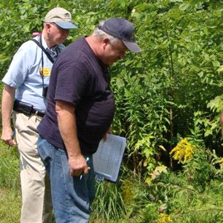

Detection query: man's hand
xmin=1 ymin=127 xmax=16 ymax=147
xmin=103 ymin=126 xmax=112 ymax=141
xmin=68 ymin=154 xmax=90 ymax=176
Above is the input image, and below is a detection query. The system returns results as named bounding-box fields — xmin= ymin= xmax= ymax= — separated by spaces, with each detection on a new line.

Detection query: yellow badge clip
xmin=39 ymin=68 xmax=50 ymax=76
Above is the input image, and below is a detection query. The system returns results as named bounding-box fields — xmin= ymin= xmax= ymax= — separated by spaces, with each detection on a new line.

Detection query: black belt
xmin=13 ymin=100 xmax=45 ymax=117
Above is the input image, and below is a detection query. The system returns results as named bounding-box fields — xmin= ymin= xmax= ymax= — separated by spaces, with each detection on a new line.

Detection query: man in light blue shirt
xmin=1 ymin=7 xmax=77 ymax=223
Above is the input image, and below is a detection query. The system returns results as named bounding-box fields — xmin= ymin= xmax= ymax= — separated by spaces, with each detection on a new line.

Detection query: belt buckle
xmin=34 ymin=110 xmax=44 ymax=117
xmin=34 ymin=110 xmax=39 ymax=116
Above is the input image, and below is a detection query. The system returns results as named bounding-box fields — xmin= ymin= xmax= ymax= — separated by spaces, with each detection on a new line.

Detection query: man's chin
xmin=57 ymin=39 xmax=66 ymax=45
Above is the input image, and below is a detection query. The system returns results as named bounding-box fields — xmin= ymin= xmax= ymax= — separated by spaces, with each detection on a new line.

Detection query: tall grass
xmin=0 ymin=144 xmax=20 ymax=188
xmin=90 ymin=180 xmax=127 ymax=223
xmin=2 ymin=139 xmax=223 ymax=223
xmin=0 ymin=142 xmax=20 ymax=222
xmin=0 ymin=187 xmax=21 ymax=223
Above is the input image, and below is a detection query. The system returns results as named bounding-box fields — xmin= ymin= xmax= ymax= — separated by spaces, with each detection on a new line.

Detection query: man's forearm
xmin=56 ymin=100 xmax=89 ymax=176
xmin=56 ymin=101 xmax=81 ymax=158
xmin=1 ymin=85 xmax=15 ymax=129
xmin=1 ymin=85 xmax=16 ymax=146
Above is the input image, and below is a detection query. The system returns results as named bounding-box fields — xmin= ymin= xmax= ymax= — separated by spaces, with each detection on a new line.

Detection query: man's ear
xmin=102 ymin=38 xmax=109 ymax=49
xmin=44 ymin=23 xmax=52 ymax=32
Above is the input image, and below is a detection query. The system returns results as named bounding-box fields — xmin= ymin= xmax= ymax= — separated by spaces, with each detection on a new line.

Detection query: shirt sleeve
xmin=2 ymin=41 xmax=35 ymax=88
xmin=54 ymin=60 xmax=89 ymax=105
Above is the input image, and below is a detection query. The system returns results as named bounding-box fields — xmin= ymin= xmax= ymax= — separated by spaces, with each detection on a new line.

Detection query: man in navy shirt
xmin=37 ymin=18 xmax=141 ymax=223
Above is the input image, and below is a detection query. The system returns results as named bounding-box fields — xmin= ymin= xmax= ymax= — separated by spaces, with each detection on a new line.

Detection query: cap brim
xmin=123 ymin=40 xmax=141 ymax=53
xmin=55 ymin=22 xmax=78 ymax=29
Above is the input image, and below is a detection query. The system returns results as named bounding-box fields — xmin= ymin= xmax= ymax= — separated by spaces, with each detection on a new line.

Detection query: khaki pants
xmin=13 ymin=112 xmax=52 ymax=223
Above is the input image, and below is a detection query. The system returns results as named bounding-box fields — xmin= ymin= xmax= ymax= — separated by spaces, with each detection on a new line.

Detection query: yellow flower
xmin=170 ymin=138 xmax=194 ymax=163
xmin=216 ymin=158 xmax=223 ymax=168
xmin=158 ymin=213 xmax=172 ymax=223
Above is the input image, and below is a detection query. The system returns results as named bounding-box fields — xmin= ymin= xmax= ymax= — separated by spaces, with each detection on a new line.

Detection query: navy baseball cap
xmin=98 ymin=18 xmax=141 ymax=53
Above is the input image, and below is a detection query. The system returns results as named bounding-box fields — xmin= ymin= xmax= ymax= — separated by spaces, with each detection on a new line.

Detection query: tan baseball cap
xmin=44 ymin=7 xmax=77 ymax=29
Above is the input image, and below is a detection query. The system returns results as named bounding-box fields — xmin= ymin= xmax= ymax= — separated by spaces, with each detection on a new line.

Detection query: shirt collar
xmin=40 ymin=35 xmax=58 ymax=52
xmin=40 ymin=35 xmax=48 ymax=50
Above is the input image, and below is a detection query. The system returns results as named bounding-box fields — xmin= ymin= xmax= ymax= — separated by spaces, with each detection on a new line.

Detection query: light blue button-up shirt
xmin=2 ymin=35 xmax=65 ymax=112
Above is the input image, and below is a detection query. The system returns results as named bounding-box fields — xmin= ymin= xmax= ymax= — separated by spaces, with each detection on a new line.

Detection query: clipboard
xmin=93 ymin=134 xmax=126 ymax=182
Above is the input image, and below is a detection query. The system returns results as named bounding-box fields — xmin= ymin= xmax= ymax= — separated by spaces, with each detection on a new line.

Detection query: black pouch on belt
xmin=13 ymin=100 xmax=33 ymax=116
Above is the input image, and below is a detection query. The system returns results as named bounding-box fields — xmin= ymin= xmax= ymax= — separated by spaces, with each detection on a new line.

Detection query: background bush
xmin=1 ymin=1 xmax=223 ymax=169
xmin=1 ymin=0 xmax=223 ymax=222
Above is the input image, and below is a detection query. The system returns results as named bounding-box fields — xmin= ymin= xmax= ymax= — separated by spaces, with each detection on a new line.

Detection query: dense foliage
xmin=1 ymin=0 xmax=223 ymax=222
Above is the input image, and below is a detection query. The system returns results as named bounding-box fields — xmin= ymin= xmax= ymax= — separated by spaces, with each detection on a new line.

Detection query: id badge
xmin=39 ymin=67 xmax=50 ymax=76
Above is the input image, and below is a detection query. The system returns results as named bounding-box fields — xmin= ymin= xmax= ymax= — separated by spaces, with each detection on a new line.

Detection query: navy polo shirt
xmin=38 ymin=37 xmax=115 ymax=155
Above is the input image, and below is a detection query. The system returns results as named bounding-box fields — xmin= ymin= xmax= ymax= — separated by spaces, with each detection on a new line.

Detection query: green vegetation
xmin=1 ymin=0 xmax=223 ymax=222
xmin=0 ymin=143 xmax=20 ymax=222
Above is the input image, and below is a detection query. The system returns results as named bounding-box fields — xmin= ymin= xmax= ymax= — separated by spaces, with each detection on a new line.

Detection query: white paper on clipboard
xmin=93 ymin=134 xmax=126 ymax=182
